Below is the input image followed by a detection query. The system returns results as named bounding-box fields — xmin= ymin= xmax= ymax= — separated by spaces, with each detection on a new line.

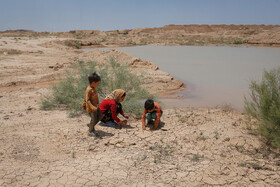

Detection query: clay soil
xmin=0 ymin=25 xmax=280 ymax=186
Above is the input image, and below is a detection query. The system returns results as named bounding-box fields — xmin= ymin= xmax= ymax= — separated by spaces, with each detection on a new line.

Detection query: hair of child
xmin=88 ymin=72 xmax=101 ymax=83
xmin=144 ymin=99 xmax=154 ymax=110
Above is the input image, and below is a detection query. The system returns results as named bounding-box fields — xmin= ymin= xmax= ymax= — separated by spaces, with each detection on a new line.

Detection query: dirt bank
xmin=2 ymin=24 xmax=280 ymax=48
xmin=0 ymin=36 xmax=184 ymax=97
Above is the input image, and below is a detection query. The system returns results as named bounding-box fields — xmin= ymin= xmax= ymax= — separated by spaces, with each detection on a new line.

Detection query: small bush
xmin=244 ymin=67 xmax=280 ymax=148
xmin=40 ymin=57 xmax=153 ymax=117
xmin=191 ymin=154 xmax=204 ymax=162
xmin=128 ymin=40 xmax=136 ymax=45
xmin=0 ymin=49 xmax=22 ymax=55
xmin=233 ymin=38 xmax=243 ymax=44
xmin=40 ymin=97 xmax=55 ymax=110
xmin=64 ymin=40 xmax=81 ymax=49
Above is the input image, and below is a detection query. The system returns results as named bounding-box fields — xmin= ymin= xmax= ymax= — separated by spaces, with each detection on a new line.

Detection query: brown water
xmin=93 ymin=46 xmax=280 ymax=110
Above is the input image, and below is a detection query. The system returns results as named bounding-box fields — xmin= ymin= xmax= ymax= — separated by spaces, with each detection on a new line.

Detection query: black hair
xmin=88 ymin=72 xmax=101 ymax=84
xmin=121 ymin=92 xmax=126 ymax=98
xmin=144 ymin=99 xmax=154 ymax=111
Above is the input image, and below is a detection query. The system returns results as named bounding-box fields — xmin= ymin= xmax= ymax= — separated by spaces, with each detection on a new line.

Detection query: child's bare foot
xmin=114 ymin=123 xmax=122 ymax=129
xmin=88 ymin=131 xmax=99 ymax=137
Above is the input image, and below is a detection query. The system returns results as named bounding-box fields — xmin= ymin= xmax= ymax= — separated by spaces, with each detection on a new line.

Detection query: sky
xmin=0 ymin=0 xmax=280 ymax=32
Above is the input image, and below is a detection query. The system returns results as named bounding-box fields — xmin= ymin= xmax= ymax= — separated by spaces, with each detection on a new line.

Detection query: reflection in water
xmin=87 ymin=46 xmax=280 ymax=110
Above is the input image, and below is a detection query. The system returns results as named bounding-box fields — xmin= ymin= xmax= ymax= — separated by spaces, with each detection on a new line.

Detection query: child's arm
xmin=122 ymin=114 xmax=129 ymax=119
xmin=86 ymin=90 xmax=97 ymax=112
xmin=120 ymin=109 xmax=129 ymax=119
xmin=151 ymin=111 xmax=161 ymax=131
xmin=110 ymin=104 xmax=121 ymax=123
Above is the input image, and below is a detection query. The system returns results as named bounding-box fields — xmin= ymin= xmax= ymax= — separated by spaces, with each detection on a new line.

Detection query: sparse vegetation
xmin=40 ymin=57 xmax=153 ymax=117
xmin=149 ymin=142 xmax=174 ymax=164
xmin=244 ymin=67 xmax=280 ymax=148
xmin=197 ymin=135 xmax=206 ymax=141
xmin=0 ymin=49 xmax=22 ymax=55
xmin=214 ymin=130 xmax=219 ymax=140
xmin=238 ymin=162 xmax=261 ymax=170
xmin=40 ymin=97 xmax=55 ymax=110
xmin=216 ymin=103 xmax=233 ymax=112
xmin=64 ymin=40 xmax=82 ymax=49
xmin=191 ymin=154 xmax=204 ymax=162
xmin=233 ymin=38 xmax=243 ymax=44
xmin=72 ymin=151 xmax=76 ymax=158
xmin=235 ymin=144 xmax=245 ymax=152
xmin=128 ymin=40 xmax=136 ymax=45
xmin=75 ymin=34 xmax=83 ymax=39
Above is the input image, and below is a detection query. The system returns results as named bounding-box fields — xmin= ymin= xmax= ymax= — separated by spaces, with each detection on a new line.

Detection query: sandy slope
xmin=0 ymin=33 xmax=279 ymax=186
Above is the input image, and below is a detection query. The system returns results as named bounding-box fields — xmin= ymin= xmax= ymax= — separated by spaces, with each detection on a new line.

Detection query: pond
xmin=86 ymin=46 xmax=280 ymax=110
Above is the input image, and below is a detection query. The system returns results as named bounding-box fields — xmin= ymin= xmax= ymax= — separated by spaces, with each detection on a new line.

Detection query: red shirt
xmin=99 ymin=100 xmax=124 ymax=123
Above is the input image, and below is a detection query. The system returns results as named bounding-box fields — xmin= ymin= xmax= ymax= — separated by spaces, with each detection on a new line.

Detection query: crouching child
xmin=99 ymin=89 xmax=129 ymax=128
xmin=142 ymin=99 xmax=163 ymax=131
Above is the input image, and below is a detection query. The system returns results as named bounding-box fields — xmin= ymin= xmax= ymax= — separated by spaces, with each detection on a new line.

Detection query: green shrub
xmin=233 ymin=38 xmax=243 ymax=44
xmin=128 ymin=40 xmax=137 ymax=45
xmin=64 ymin=40 xmax=81 ymax=49
xmin=40 ymin=57 xmax=153 ymax=117
xmin=40 ymin=97 xmax=55 ymax=110
xmin=244 ymin=67 xmax=280 ymax=148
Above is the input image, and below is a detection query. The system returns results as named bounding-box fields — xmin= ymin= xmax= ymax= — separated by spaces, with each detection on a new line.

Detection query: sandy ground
xmin=0 ymin=30 xmax=279 ymax=186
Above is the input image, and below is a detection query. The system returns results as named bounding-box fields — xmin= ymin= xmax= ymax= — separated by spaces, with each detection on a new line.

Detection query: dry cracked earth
xmin=1 ymin=88 xmax=279 ymax=186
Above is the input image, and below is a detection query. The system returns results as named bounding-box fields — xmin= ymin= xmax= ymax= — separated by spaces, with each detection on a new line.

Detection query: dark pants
xmin=89 ymin=108 xmax=102 ymax=132
xmin=101 ymin=103 xmax=122 ymax=123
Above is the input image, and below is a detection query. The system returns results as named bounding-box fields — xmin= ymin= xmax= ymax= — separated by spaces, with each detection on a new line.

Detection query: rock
xmin=224 ymin=137 xmax=230 ymax=141
xmin=115 ymin=143 xmax=123 ymax=148
xmin=229 ymin=138 xmax=245 ymax=146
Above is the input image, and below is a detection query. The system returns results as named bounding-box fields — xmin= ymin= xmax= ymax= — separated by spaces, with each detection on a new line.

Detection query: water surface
xmin=95 ymin=46 xmax=280 ymax=110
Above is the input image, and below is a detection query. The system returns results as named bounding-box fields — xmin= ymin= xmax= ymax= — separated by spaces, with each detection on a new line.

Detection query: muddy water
xmin=92 ymin=46 xmax=280 ymax=110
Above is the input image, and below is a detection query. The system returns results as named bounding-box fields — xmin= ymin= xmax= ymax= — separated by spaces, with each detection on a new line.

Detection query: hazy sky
xmin=0 ymin=0 xmax=280 ymax=32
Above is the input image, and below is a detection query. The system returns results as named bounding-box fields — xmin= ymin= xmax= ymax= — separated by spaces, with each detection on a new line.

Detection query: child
xmin=99 ymin=89 xmax=129 ymax=127
xmin=142 ymin=99 xmax=163 ymax=131
xmin=82 ymin=72 xmax=102 ymax=137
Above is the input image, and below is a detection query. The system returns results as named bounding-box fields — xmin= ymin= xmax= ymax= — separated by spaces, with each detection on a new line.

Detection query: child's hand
xmin=142 ymin=123 xmax=146 ymax=130
xmin=119 ymin=120 xmax=127 ymax=125
xmin=123 ymin=114 xmax=129 ymax=119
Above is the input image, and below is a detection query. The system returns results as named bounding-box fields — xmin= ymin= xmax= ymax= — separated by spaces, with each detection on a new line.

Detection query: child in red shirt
xmin=99 ymin=89 xmax=129 ymax=126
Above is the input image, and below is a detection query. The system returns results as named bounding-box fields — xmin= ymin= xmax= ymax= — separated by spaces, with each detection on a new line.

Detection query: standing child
xmin=82 ymin=72 xmax=102 ymax=137
xmin=142 ymin=99 xmax=163 ymax=131
xmin=99 ymin=89 xmax=129 ymax=127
